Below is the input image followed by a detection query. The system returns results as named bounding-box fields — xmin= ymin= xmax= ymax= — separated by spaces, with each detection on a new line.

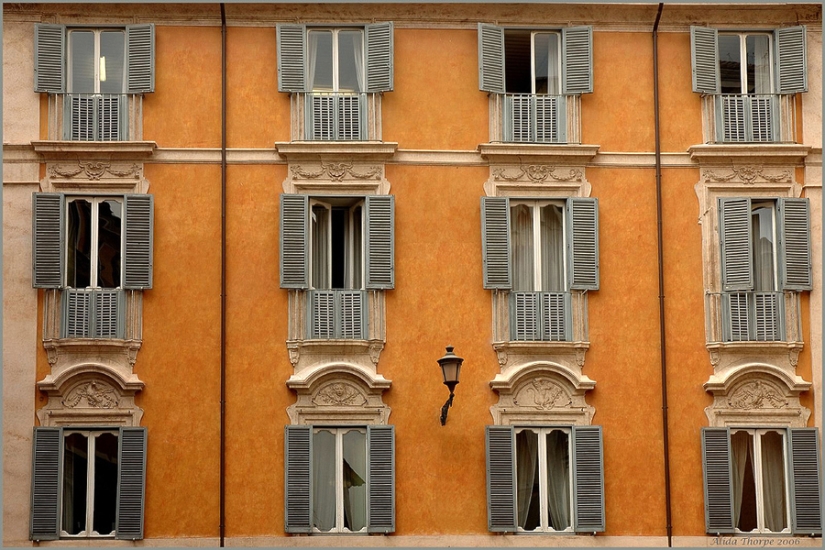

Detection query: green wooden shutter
xmin=126 ymin=24 xmax=155 ymax=93
xmin=280 ymin=194 xmax=309 ymax=289
xmin=562 ymin=26 xmax=593 ymax=95
xmin=572 ymin=426 xmax=605 ymax=532
xmin=478 ymin=23 xmax=505 ymax=94
xmin=367 ymin=425 xmax=395 ymax=533
xmin=691 ymin=26 xmax=720 ymax=94
xmin=340 ymin=291 xmax=366 ymax=339
xmin=94 ymin=290 xmax=125 ymax=339
xmin=277 ymin=24 xmax=307 ymax=93
xmin=123 ymin=194 xmax=154 ymax=289
xmin=30 ymin=427 xmax=62 ymax=541
xmin=778 ymin=198 xmax=812 ymax=291
xmin=789 ymin=428 xmax=822 ymax=535
xmin=775 ymin=26 xmax=807 ymax=94
xmin=485 ymin=426 xmax=517 ymax=532
xmin=511 ymin=292 xmax=540 ymax=341
xmin=34 ymin=24 xmax=65 ymax=93
xmin=481 ymin=197 xmax=511 ymax=290
xmin=568 ymin=198 xmax=599 ymax=290
xmin=365 ymin=195 xmax=394 ymax=290
xmin=63 ymin=290 xmax=92 ymax=338
xmin=32 ymin=193 xmax=65 ymax=289
xmin=365 ymin=22 xmax=394 ymax=93
xmin=284 ymin=425 xmax=312 ymax=533
xmin=701 ymin=427 xmax=735 ymax=534
xmin=719 ymin=198 xmax=753 ymax=291
xmin=115 ymin=427 xmax=147 ymax=540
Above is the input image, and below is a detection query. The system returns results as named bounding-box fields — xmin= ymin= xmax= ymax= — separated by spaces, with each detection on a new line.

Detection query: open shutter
xmin=126 ymin=24 xmax=155 ymax=93
xmin=30 ymin=427 xmax=62 ymax=541
xmin=280 ymin=194 xmax=309 ymax=289
xmin=365 ymin=22 xmax=393 ymax=93
xmin=778 ymin=198 xmax=812 ymax=291
xmin=562 ymin=26 xmax=593 ymax=95
xmin=123 ymin=194 xmax=154 ymax=289
xmin=277 ymin=24 xmax=307 ymax=93
xmin=481 ymin=197 xmax=511 ymax=289
xmin=284 ymin=425 xmax=312 ymax=533
xmin=478 ymin=23 xmax=505 ymax=94
xmin=367 ymin=425 xmax=395 ymax=533
xmin=365 ymin=195 xmax=394 ymax=290
xmin=34 ymin=24 xmax=65 ymax=93
xmin=789 ymin=428 xmax=822 ymax=535
xmin=702 ymin=428 xmax=735 ymax=534
xmin=486 ymin=426 xmax=517 ymax=532
xmin=572 ymin=426 xmax=605 ymax=532
xmin=115 ymin=427 xmax=147 ymax=540
xmin=775 ymin=26 xmax=807 ymax=94
xmin=719 ymin=198 xmax=753 ymax=291
xmin=691 ymin=26 xmax=720 ymax=94
xmin=32 ymin=193 xmax=65 ymax=289
xmin=568 ymin=198 xmax=599 ymax=290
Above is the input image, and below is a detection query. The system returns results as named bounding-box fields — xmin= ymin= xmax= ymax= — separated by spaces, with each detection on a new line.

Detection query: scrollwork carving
xmin=49 ymin=162 xmax=141 ymax=181
xmin=492 ymin=165 xmax=583 ymax=184
xmin=291 ymin=162 xmax=381 ymax=182
xmin=727 ymin=381 xmax=788 ymax=410
xmin=312 ymin=382 xmax=367 ymax=407
xmin=62 ymin=381 xmax=119 ymax=409
xmin=704 ymin=166 xmax=792 ymax=185
xmin=514 ymin=378 xmax=572 ymax=410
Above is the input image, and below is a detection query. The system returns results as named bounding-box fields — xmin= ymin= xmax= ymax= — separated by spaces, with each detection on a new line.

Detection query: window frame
xmin=717 ymin=32 xmax=775 ymax=95
xmin=508 ymin=199 xmax=568 ymax=293
xmin=309 ymin=198 xmax=365 ymax=291
xmin=64 ymin=196 xmax=124 ymax=290
xmin=306 ymin=28 xmax=366 ymax=94
xmin=66 ymin=28 xmax=127 ymax=95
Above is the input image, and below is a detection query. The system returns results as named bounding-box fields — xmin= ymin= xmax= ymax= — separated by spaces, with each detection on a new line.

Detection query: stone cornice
xmin=688 ymin=143 xmax=811 ymax=166
xmin=275 ymin=141 xmax=398 ymax=161
xmin=32 ymin=140 xmax=157 ymax=160
xmin=479 ymin=143 xmax=600 ymax=164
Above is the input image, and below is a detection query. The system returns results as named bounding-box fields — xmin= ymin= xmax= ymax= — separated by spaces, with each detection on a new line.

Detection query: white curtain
xmin=540 ymin=205 xmax=564 ymax=292
xmin=511 ymin=205 xmax=535 ymax=292
xmin=731 ymin=430 xmax=751 ymax=528
xmin=545 ymin=431 xmax=571 ymax=530
xmin=351 ymin=34 xmax=364 ymax=93
xmin=760 ymin=431 xmax=787 ymax=532
xmin=752 ymin=207 xmax=775 ymax=292
xmin=750 ymin=35 xmax=772 ymax=95
xmin=311 ymin=205 xmax=329 ymax=289
xmin=516 ymin=430 xmax=538 ymax=528
xmin=342 ymin=430 xmax=367 ymax=531
xmin=312 ymin=430 xmax=336 ymax=531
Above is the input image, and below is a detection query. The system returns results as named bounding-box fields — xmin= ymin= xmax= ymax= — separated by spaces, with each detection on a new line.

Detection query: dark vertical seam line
xmin=220 ymin=3 xmax=227 ymax=548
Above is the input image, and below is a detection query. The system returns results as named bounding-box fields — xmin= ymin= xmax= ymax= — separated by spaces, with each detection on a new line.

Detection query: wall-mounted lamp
xmin=437 ymin=345 xmax=464 ymax=426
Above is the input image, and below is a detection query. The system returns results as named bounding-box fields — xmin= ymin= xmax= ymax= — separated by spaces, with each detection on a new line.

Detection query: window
xmin=276 ymin=23 xmax=393 ymax=141
xmin=30 ymin=427 xmax=147 ymax=541
xmin=284 ymin=425 xmax=395 ymax=534
xmin=478 ymin=24 xmax=592 ymax=143
xmin=702 ymin=427 xmax=822 ymax=535
xmin=485 ymin=425 xmax=604 ymax=533
xmin=34 ymin=24 xmax=154 ymax=141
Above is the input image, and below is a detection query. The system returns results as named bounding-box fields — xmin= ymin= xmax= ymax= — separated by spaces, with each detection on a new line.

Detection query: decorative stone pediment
xmin=483 ymin=160 xmax=593 ymax=199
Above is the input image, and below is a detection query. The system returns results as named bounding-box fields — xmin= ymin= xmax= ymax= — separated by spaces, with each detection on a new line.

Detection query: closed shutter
xmin=701 ymin=428 xmax=735 ymax=533
xmin=778 ymin=198 xmax=812 ymax=291
xmin=775 ymin=26 xmax=807 ymax=94
xmin=365 ymin=195 xmax=394 ymax=290
xmin=32 ymin=193 xmax=65 ymax=289
xmin=753 ymin=293 xmax=780 ymax=341
xmin=485 ymin=426 xmax=517 ymax=532
xmin=30 ymin=427 xmax=62 ymax=541
xmin=365 ymin=22 xmax=394 ymax=93
xmin=339 ymin=291 xmax=366 ymax=339
xmin=68 ymin=95 xmax=95 ymax=141
xmin=481 ymin=197 xmax=511 ymax=289
xmin=722 ymin=292 xmax=751 ymax=342
xmin=94 ymin=290 xmax=125 ymax=339
xmin=478 ymin=23 xmax=505 ymax=94
xmin=691 ymin=26 xmax=720 ymax=94
xmin=34 ymin=24 xmax=65 ymax=93
xmin=572 ymin=426 xmax=605 ymax=532
xmin=367 ymin=425 xmax=395 ymax=533
xmin=788 ymin=428 xmax=822 ymax=534
xmin=718 ymin=198 xmax=753 ymax=291
xmin=123 ymin=194 xmax=154 ymax=289
xmin=63 ymin=290 xmax=92 ymax=338
xmin=126 ymin=24 xmax=155 ymax=93
xmin=280 ymin=194 xmax=309 ymax=289
xmin=115 ymin=427 xmax=147 ymax=540
xmin=568 ymin=198 xmax=599 ymax=290
xmin=309 ymin=291 xmax=335 ymax=339
xmin=284 ymin=426 xmax=312 ymax=533
xmin=562 ymin=26 xmax=593 ymax=95
xmin=512 ymin=292 xmax=540 ymax=341
xmin=97 ymin=95 xmax=123 ymax=141
xmin=277 ymin=24 xmax=307 ymax=93
xmin=543 ymin=292 xmax=570 ymax=341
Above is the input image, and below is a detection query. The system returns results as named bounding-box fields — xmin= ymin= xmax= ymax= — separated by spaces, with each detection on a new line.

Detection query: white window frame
xmin=311 ymin=426 xmax=369 ymax=534
xmin=309 ymin=198 xmax=365 ymax=291
xmin=65 ymin=196 xmax=124 ymax=290
xmin=750 ymin=200 xmax=779 ymax=292
xmin=509 ymin=199 xmax=568 ymax=292
xmin=529 ymin=31 xmax=561 ymax=95
xmin=66 ymin=28 xmax=127 ymax=95
xmin=718 ymin=32 xmax=775 ymax=95
xmin=306 ymin=28 xmax=365 ymax=94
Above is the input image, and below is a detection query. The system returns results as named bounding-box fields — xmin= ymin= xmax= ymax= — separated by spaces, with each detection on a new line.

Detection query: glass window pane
xmin=92 ymin=433 xmax=118 ymax=535
xmin=331 ymin=208 xmax=347 ymax=289
xmin=312 ymin=429 xmax=336 ymax=531
xmin=311 ymin=205 xmax=330 ymax=289
xmin=337 ymin=31 xmax=363 ymax=92
xmin=67 ymin=200 xmax=93 ymax=288
xmin=511 ymin=204 xmax=535 ymax=291
xmin=534 ymin=34 xmax=559 ymax=95
xmin=751 ymin=206 xmax=776 ymax=291
xmin=515 ymin=429 xmax=540 ymax=530
xmin=504 ymin=31 xmax=532 ymax=94
xmin=69 ymin=31 xmax=96 ymax=93
xmin=99 ymin=31 xmax=125 ymax=94
xmin=352 ymin=206 xmax=363 ymax=289
xmin=731 ymin=430 xmax=758 ymax=531
xmin=63 ymin=433 xmax=89 ymax=535
xmin=545 ymin=430 xmax=571 ymax=530
xmin=760 ymin=431 xmax=787 ymax=532
xmin=719 ymin=35 xmax=742 ymax=94
xmin=97 ymin=200 xmax=122 ymax=288
xmin=308 ymin=31 xmax=333 ymax=91
xmin=540 ymin=205 xmax=565 ymax=291
xmin=746 ymin=35 xmax=772 ymax=94
xmin=342 ymin=429 xmax=367 ymax=531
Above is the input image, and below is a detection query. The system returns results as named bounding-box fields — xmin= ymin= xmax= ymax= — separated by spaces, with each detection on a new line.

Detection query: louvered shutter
xmin=32 ymin=193 xmax=65 ymax=289
xmin=310 ymin=291 xmax=335 ymax=339
xmin=481 ymin=197 xmax=511 ymax=289
xmin=367 ymin=425 xmax=395 ymax=533
xmin=277 ymin=24 xmax=307 ymax=93
xmin=365 ymin=195 xmax=394 ymax=289
xmin=123 ymin=194 xmax=154 ymax=289
xmin=94 ymin=290 xmax=125 ymax=339
xmin=280 ymin=195 xmax=309 ymax=289
xmin=126 ymin=24 xmax=155 ymax=93
xmin=778 ymin=198 xmax=812 ymax=291
xmin=478 ymin=23 xmax=505 ymax=94
xmin=98 ymin=95 xmax=123 ymax=141
xmin=691 ymin=26 xmax=720 ymax=94
xmin=568 ymin=198 xmax=599 ymax=290
xmin=718 ymin=198 xmax=753 ymax=291
xmin=753 ymin=293 xmax=780 ymax=341
xmin=365 ymin=22 xmax=393 ymax=93
xmin=68 ymin=95 xmax=95 ymax=141
xmin=722 ymin=292 xmax=750 ymax=342
xmin=34 ymin=24 xmax=65 ymax=93
xmin=30 ymin=427 xmax=62 ymax=541
xmin=775 ymin=26 xmax=807 ymax=94
xmin=512 ymin=292 xmax=539 ymax=341
xmin=485 ymin=426 xmax=517 ymax=532
xmin=284 ymin=426 xmax=312 ymax=533
xmin=340 ymin=291 xmax=366 ymax=339
xmin=543 ymin=292 xmax=570 ymax=341
xmin=788 ymin=428 xmax=822 ymax=534
xmin=572 ymin=426 xmax=605 ymax=532
xmin=63 ymin=290 xmax=92 ymax=338
xmin=115 ymin=427 xmax=147 ymax=540
xmin=562 ymin=26 xmax=593 ymax=95
xmin=701 ymin=428 xmax=735 ymax=533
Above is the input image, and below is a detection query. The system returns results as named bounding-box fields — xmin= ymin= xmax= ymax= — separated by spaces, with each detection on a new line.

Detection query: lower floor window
xmin=516 ymin=427 xmax=572 ymax=532
xmin=62 ymin=430 xmax=119 ymax=537
xmin=312 ymin=427 xmax=368 ymax=533
xmin=731 ymin=428 xmax=789 ymax=534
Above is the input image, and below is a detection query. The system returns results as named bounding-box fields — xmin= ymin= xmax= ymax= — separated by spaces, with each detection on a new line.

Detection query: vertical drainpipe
xmin=220 ymin=3 xmax=227 ymax=548
xmin=652 ymin=3 xmax=673 ymax=547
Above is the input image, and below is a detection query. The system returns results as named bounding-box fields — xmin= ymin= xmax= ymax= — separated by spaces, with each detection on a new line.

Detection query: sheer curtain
xmin=748 ymin=35 xmax=772 ymax=95
xmin=752 ymin=207 xmax=775 ymax=292
xmin=545 ymin=430 xmax=571 ymax=530
xmin=312 ymin=430 xmax=336 ymax=531
xmin=760 ymin=431 xmax=787 ymax=532
xmin=311 ymin=205 xmax=330 ymax=289
xmin=540 ymin=205 xmax=564 ymax=292
xmin=350 ymin=33 xmax=364 ymax=92
xmin=342 ymin=430 xmax=367 ymax=531
xmin=511 ymin=205 xmax=535 ymax=292
xmin=731 ymin=430 xmax=751 ymax=529
xmin=516 ymin=430 xmax=538 ymax=528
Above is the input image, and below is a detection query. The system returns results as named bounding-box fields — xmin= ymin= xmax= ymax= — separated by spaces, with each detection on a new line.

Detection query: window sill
xmin=275 ymin=141 xmax=398 ymax=161
xmin=479 ymin=143 xmax=599 ymax=164
xmin=689 ymin=143 xmax=810 ymax=165
xmin=32 ymin=140 xmax=157 ymax=160
xmin=43 ymin=338 xmax=143 ymax=369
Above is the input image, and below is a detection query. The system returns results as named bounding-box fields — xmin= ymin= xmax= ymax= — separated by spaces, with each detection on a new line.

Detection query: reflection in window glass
xmin=99 ymin=31 xmax=125 ymax=94
xmin=63 ymin=433 xmax=89 ymax=535
xmin=342 ymin=429 xmax=367 ymax=531
xmin=312 ymin=429 xmax=336 ymax=531
xmin=68 ymin=200 xmax=93 ymax=288
xmin=97 ymin=200 xmax=122 ymax=289
xmin=92 ymin=433 xmax=118 ymax=535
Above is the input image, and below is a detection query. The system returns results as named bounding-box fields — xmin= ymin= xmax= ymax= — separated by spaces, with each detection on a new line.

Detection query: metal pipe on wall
xmin=220 ymin=3 xmax=227 ymax=547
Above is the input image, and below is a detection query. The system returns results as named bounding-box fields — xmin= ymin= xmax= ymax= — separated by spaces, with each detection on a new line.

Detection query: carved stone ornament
xmin=492 ymin=165 xmax=583 ymax=184
xmin=703 ymin=166 xmax=792 ymax=185
xmin=312 ymin=382 xmax=367 ymax=407
xmin=727 ymin=380 xmax=789 ymax=410
xmin=62 ymin=381 xmax=120 ymax=409
xmin=49 ymin=162 xmax=141 ymax=181
xmin=291 ymin=162 xmax=381 ymax=182
xmin=286 ymin=366 xmax=391 ymax=425
xmin=513 ymin=378 xmax=572 ymax=410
